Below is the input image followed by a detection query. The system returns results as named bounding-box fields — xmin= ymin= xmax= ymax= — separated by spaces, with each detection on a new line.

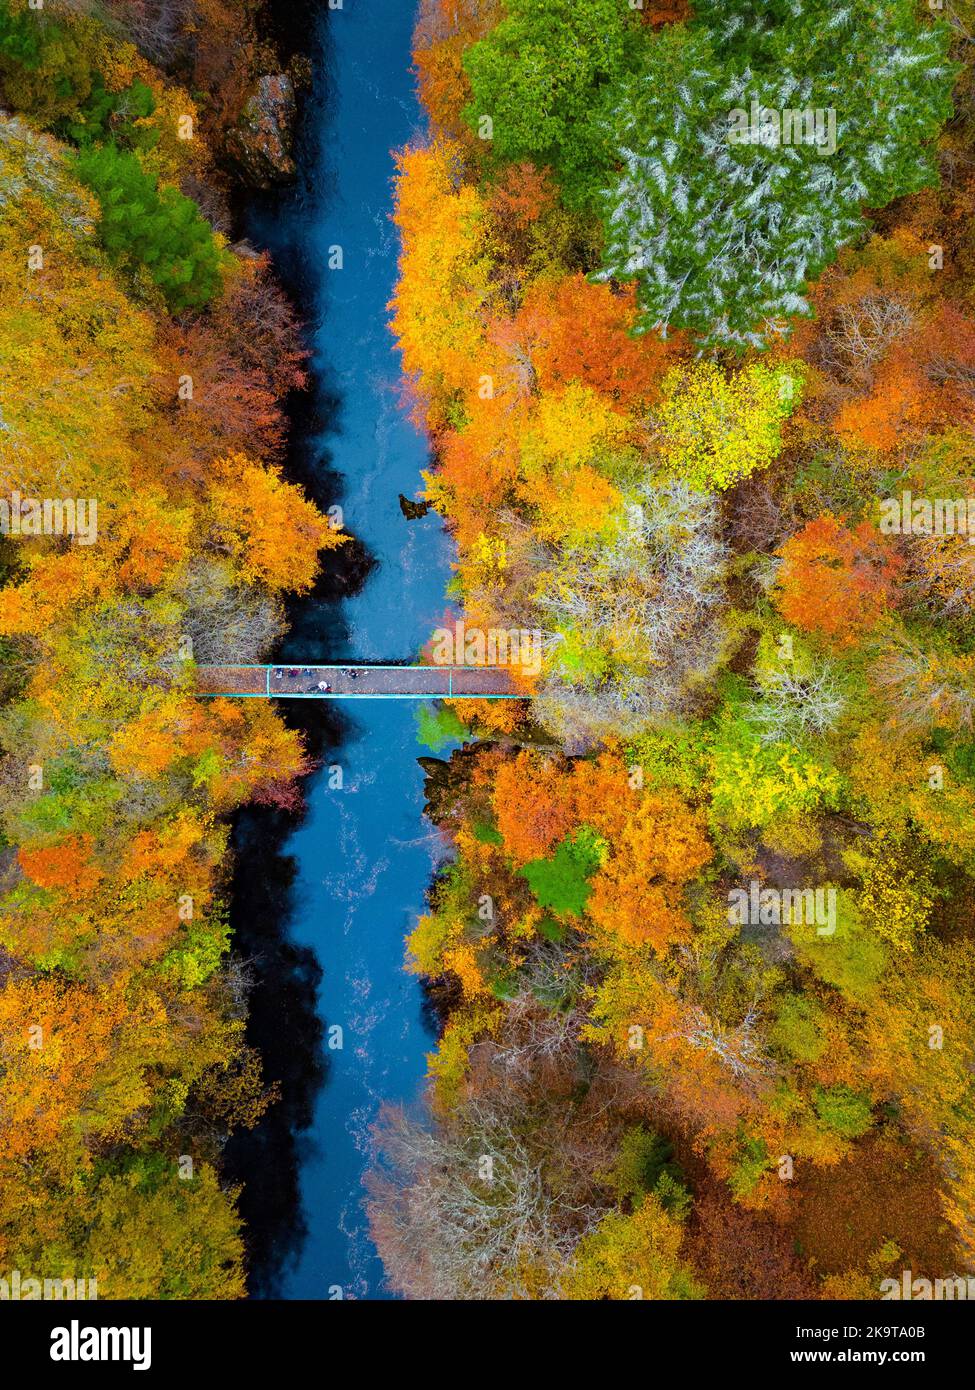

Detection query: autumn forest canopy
xmin=2 ymin=0 xmax=975 ymax=1307
xmin=0 ymin=0 xmax=344 ymax=1296
xmin=372 ymin=0 xmax=975 ymax=1300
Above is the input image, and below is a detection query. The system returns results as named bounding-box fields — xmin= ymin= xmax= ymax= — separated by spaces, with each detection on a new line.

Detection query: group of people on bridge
xmin=271 ymin=667 xmax=361 ymax=695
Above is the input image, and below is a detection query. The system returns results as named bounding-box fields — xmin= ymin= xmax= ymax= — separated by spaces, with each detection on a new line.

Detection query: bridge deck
xmin=196 ymin=664 xmax=523 ymax=699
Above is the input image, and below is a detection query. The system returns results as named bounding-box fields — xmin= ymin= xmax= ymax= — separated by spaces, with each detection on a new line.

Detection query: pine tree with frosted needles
xmin=597 ymin=0 xmax=956 ymax=351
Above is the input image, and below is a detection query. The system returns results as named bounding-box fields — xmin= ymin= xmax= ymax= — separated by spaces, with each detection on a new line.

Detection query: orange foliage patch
xmin=504 ymin=274 xmax=676 ymax=408
xmin=586 ymin=791 xmax=713 ymax=951
xmin=774 ymin=515 xmax=903 ymax=646
xmin=19 ymin=835 xmax=104 ymax=898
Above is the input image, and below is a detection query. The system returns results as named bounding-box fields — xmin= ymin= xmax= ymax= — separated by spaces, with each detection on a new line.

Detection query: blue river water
xmin=235 ymin=0 xmax=457 ymax=1299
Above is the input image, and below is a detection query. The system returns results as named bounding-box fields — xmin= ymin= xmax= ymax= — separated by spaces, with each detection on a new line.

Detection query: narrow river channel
xmin=226 ymin=0 xmax=456 ymax=1300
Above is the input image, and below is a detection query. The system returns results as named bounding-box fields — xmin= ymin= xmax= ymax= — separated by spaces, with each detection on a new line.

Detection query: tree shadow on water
xmin=223 ymin=701 xmax=351 ymax=1298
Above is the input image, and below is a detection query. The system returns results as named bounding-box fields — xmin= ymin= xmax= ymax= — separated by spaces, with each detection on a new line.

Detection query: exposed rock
xmin=225 ymin=74 xmax=297 ymax=190
xmin=419 ymin=747 xmax=483 ymax=822
xmin=229 ymin=239 xmax=263 ymax=261
xmin=399 ymin=493 xmax=430 ymax=520
xmin=288 ymin=53 xmax=314 ymax=91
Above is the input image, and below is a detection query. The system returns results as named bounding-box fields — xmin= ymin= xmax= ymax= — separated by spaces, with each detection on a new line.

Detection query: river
xmin=225 ymin=0 xmax=456 ymax=1300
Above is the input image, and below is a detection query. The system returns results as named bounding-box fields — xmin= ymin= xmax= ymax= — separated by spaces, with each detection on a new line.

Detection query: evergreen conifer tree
xmin=597 ymin=1 xmax=955 ymax=349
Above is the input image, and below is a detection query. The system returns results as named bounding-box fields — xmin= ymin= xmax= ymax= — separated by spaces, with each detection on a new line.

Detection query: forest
xmin=0 ymin=0 xmax=342 ymax=1296
xmin=366 ymin=0 xmax=975 ymax=1300
xmin=2 ymin=0 xmax=975 ymax=1307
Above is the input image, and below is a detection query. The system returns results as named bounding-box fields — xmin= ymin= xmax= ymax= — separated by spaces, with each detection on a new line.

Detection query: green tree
xmin=462 ymin=0 xmax=642 ymax=208
xmin=75 ymin=142 xmax=228 ymax=310
xmin=813 ymin=1085 xmax=874 ymax=1140
xmin=598 ymin=2 xmax=955 ymax=348
xmin=416 ymin=701 xmax=469 ymax=753
xmin=521 ymin=826 xmax=605 ymax=917
xmin=65 ymin=78 xmax=160 ymax=151
xmin=770 ymin=994 xmax=825 ymax=1064
xmin=0 ymin=4 xmax=99 ymax=125
xmin=0 ymin=2 xmax=44 ymax=68
xmin=788 ymin=891 xmax=887 ymax=1005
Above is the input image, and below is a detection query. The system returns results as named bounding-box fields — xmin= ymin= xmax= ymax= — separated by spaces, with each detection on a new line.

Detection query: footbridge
xmin=196 ymin=664 xmax=523 ymax=699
